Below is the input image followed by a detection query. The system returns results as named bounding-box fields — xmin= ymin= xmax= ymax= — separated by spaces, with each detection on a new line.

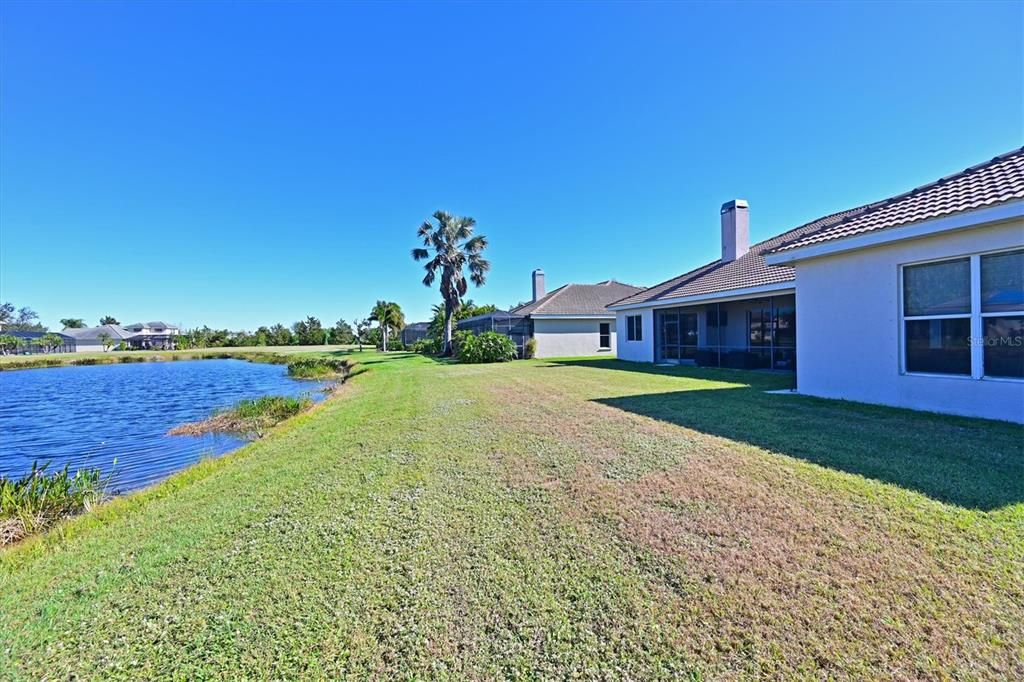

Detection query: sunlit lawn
xmin=2 ymin=352 xmax=1021 ymax=679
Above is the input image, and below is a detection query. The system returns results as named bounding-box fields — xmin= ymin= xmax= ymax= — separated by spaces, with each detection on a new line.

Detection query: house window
xmin=626 ymin=315 xmax=642 ymax=341
xmin=981 ymin=249 xmax=1024 ymax=378
xmin=901 ymin=249 xmax=1023 ymax=379
xmin=599 ymin=322 xmax=611 ymax=349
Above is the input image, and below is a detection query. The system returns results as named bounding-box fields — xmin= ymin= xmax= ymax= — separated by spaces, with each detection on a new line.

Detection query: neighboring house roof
xmin=125 ymin=321 xmax=177 ymax=330
xmin=613 ymin=147 xmax=1024 ymax=309
xmin=512 ymin=281 xmax=644 ymax=316
xmin=62 ymin=325 xmax=133 ymax=341
xmin=8 ymin=331 xmax=74 ymax=341
xmin=772 ymin=147 xmax=1024 ymax=254
xmin=611 ymin=203 xmax=878 ymax=308
xmin=458 ymin=310 xmax=525 ymax=325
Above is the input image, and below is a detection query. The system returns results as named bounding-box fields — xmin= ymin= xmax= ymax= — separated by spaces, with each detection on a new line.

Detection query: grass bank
xmin=1 ymin=352 xmax=1021 ymax=678
xmin=0 ymin=345 xmax=359 ymax=372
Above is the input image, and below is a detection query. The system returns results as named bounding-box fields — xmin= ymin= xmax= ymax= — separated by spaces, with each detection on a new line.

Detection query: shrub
xmin=451 ymin=330 xmax=473 ymax=358
xmin=286 ymin=357 xmax=350 ymax=379
xmin=411 ymin=338 xmax=441 ymax=355
xmin=457 ymin=331 xmax=517 ymax=364
xmin=524 ymin=337 xmax=537 ymax=359
xmin=1 ymin=462 xmax=107 ymax=546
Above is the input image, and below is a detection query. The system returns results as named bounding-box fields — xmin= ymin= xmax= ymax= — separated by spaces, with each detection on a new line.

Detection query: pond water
xmin=0 ymin=359 xmax=326 ymax=493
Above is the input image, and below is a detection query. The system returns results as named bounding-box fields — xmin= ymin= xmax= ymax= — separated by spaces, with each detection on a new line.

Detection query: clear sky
xmin=1 ymin=1 xmax=1021 ymax=331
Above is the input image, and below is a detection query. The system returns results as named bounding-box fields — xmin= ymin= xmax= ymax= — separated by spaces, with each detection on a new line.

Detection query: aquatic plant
xmin=1 ymin=461 xmax=108 ymax=546
xmin=169 ymin=395 xmax=314 ymax=439
xmin=286 ymin=357 xmax=350 ymax=379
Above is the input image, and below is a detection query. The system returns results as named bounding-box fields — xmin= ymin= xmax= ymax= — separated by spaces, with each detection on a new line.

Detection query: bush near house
xmin=456 ymin=330 xmax=517 ymax=363
xmin=524 ymin=337 xmax=537 ymax=359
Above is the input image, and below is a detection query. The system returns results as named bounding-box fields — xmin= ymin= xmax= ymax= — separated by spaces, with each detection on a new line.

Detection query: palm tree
xmin=412 ymin=211 xmax=489 ymax=355
xmin=369 ymin=301 xmax=404 ymax=352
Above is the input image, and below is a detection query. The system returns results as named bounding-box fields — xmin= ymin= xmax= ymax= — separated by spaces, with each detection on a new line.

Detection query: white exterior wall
xmin=794 ymin=220 xmax=1024 ymax=423
xmin=532 ymin=318 xmax=616 ymax=358
xmin=615 ymin=309 xmax=655 ymax=362
xmin=73 ymin=342 xmax=104 ymax=353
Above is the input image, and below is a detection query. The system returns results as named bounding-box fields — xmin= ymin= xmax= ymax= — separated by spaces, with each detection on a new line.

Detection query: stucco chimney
xmin=532 ymin=269 xmax=546 ymax=302
xmin=720 ymin=199 xmax=750 ymax=263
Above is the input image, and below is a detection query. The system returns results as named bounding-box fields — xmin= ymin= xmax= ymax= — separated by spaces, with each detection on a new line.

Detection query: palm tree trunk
xmin=443 ymin=303 xmax=454 ymax=356
xmin=382 ymin=325 xmax=388 ymax=352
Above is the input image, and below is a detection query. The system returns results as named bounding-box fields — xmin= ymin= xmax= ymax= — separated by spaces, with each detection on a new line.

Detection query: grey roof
xmin=512 ymin=281 xmax=644 ymax=316
xmin=62 ymin=325 xmax=133 ymax=341
xmin=613 ymin=147 xmax=1023 ymax=309
xmin=773 ymin=147 xmax=1024 ymax=254
xmin=125 ymin=321 xmax=176 ymax=329
xmin=9 ymin=331 xmax=74 ymax=340
xmin=403 ymin=322 xmax=430 ymax=331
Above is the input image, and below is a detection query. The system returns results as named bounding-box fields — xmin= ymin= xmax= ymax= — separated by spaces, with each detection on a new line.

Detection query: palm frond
xmin=411 ymin=248 xmax=429 ymax=261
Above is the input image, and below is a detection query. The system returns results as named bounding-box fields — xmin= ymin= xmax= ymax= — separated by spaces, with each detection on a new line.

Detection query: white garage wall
xmin=795 ymin=219 xmax=1024 ymax=423
xmin=614 ymin=309 xmax=654 ymax=362
xmin=532 ymin=318 xmax=615 ymax=358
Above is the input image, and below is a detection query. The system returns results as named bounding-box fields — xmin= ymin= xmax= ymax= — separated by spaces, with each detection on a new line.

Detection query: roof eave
xmin=765 ymin=200 xmax=1024 ymax=266
xmin=608 ymin=282 xmax=796 ymax=311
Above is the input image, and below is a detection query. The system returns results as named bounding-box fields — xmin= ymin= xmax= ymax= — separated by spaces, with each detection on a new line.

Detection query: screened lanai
xmin=654 ymin=293 xmax=796 ymax=370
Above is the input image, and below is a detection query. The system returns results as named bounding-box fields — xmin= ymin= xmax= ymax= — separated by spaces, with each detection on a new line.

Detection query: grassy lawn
xmin=2 ymin=352 xmax=1021 ymax=678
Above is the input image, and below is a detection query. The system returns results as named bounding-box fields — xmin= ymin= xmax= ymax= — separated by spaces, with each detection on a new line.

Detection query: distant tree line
xmin=174 ymin=317 xmax=361 ymax=349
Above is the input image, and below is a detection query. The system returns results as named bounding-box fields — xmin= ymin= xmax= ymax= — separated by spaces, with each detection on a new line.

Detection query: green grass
xmin=1 ymin=352 xmax=1021 ymax=678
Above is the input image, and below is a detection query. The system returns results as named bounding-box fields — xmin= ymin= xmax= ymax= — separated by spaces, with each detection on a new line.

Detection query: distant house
xmin=400 ymin=322 xmax=430 ymax=346
xmin=7 ymin=331 xmax=75 ymax=354
xmin=610 ymin=148 xmax=1023 ymax=423
xmin=62 ymin=321 xmax=181 ymax=352
xmin=458 ymin=270 xmax=643 ymax=358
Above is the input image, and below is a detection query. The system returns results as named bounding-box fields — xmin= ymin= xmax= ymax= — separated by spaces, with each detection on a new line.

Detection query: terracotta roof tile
xmin=773 ymin=147 xmax=1024 ymax=253
xmin=613 ymin=147 xmax=1024 ymax=308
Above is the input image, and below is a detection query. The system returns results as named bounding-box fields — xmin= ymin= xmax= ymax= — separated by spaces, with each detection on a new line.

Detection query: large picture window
xmin=901 ymin=249 xmax=1023 ymax=379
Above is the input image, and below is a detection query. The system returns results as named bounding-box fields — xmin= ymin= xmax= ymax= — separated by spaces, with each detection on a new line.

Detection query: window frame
xmin=899 ymin=246 xmax=1024 ymax=382
xmin=599 ymin=322 xmax=611 ymax=350
xmin=626 ymin=314 xmax=643 ymax=342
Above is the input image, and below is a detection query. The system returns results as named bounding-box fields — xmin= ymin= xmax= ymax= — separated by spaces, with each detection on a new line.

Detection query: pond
xmin=0 ymin=359 xmax=326 ymax=493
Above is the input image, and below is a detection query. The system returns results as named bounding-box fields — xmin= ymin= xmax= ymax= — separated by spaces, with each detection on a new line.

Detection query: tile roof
xmin=613 ymin=147 xmax=1024 ymax=308
xmin=611 ymin=203 xmax=879 ymax=307
xmin=773 ymin=147 xmax=1024 ymax=253
xmin=512 ymin=281 xmax=644 ymax=316
xmin=62 ymin=325 xmax=133 ymax=341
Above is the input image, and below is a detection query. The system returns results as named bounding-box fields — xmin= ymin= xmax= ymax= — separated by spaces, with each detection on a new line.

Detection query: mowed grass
xmin=1 ymin=352 xmax=1021 ymax=679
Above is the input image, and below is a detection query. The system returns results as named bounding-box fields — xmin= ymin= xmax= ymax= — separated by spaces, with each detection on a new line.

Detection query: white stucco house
xmin=458 ymin=270 xmax=643 ymax=358
xmin=609 ymin=148 xmax=1023 ymax=423
xmin=62 ymin=321 xmax=181 ymax=352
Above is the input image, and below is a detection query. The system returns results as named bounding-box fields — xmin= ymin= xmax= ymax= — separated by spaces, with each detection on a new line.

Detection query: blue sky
xmin=1 ymin=1 xmax=1021 ymax=331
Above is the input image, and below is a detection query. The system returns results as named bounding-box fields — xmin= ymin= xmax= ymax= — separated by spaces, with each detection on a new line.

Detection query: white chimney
xmin=720 ymin=199 xmax=750 ymax=263
xmin=532 ymin=269 xmax=546 ymax=302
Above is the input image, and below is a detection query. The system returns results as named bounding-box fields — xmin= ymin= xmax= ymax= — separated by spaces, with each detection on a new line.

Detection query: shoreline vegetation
xmin=169 ymin=395 xmax=315 ymax=439
xmin=0 ymin=345 xmax=359 ymax=372
xmin=1 ymin=462 xmax=108 ymax=547
xmin=1 ymin=351 xmax=353 ymax=547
